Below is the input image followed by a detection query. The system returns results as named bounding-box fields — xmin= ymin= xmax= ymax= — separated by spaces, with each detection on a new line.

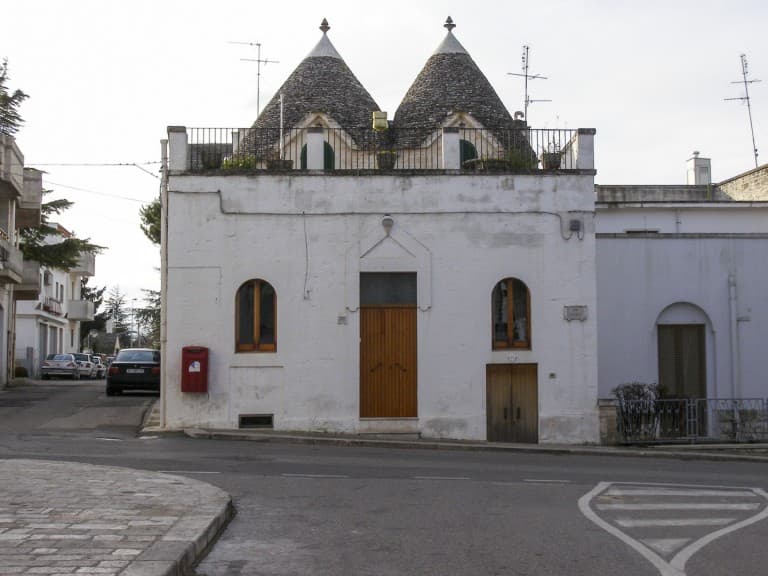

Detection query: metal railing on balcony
xmin=43 ymin=297 xmax=63 ymax=316
xmin=185 ymin=127 xmax=579 ymax=173
xmin=616 ymin=398 xmax=768 ymax=444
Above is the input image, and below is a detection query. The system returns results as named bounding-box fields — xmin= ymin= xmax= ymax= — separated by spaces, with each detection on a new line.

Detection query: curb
xmin=181 ymin=428 xmax=768 ymax=464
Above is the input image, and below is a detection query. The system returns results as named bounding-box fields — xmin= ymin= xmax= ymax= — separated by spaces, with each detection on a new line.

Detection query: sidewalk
xmin=179 ymin=427 xmax=768 ymax=462
xmin=0 ymin=459 xmax=233 ymax=576
xmin=138 ymin=397 xmax=768 ymax=463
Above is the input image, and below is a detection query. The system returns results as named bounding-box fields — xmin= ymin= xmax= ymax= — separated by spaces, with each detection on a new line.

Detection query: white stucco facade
xmin=163 ymin=160 xmax=600 ymax=443
xmin=595 ymin=189 xmax=768 ymax=402
xmin=15 ymin=250 xmax=96 ymax=378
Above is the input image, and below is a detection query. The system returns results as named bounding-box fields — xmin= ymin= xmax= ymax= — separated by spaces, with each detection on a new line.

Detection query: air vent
xmin=238 ymin=414 xmax=274 ymax=429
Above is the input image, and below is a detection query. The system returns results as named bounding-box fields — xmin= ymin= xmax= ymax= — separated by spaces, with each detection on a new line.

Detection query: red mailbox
xmin=181 ymin=346 xmax=208 ymax=393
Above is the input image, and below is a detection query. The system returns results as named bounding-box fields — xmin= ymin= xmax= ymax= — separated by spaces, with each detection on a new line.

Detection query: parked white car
xmin=73 ymin=353 xmax=97 ymax=379
xmin=90 ymin=355 xmax=106 ymax=379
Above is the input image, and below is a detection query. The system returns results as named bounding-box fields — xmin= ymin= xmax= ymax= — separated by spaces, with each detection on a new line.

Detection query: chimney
xmin=686 ymin=151 xmax=711 ymax=185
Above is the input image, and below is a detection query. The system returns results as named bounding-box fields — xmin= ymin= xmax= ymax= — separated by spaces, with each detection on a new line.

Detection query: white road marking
xmin=616 ymin=517 xmax=734 ymax=528
xmin=158 ymin=470 xmax=221 ymax=474
xmin=139 ymin=435 xmax=159 ymax=440
xmin=524 ymin=479 xmax=571 ymax=484
xmin=605 ymin=488 xmax=758 ymax=498
xmin=641 ymin=539 xmax=691 ymax=555
xmin=282 ymin=473 xmax=350 ymax=479
xmin=94 ymin=437 xmax=122 ymax=442
xmin=579 ymin=482 xmax=768 ymax=576
xmin=413 ymin=476 xmax=471 ymax=481
xmin=598 ymin=503 xmax=760 ymax=511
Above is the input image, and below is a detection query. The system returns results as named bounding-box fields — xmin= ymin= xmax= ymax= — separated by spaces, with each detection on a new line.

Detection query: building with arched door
xmin=161 ymin=18 xmax=600 ymax=443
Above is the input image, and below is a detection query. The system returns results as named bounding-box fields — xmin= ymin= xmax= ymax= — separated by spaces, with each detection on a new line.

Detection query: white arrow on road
xmin=578 ymin=481 xmax=768 ymax=576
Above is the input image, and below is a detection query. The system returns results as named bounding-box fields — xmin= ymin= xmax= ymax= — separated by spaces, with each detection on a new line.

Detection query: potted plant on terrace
xmin=540 ymin=142 xmax=562 ymax=170
xmin=376 ymin=150 xmax=398 ymax=170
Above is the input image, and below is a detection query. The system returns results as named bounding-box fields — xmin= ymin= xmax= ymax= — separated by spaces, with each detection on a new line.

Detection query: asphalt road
xmin=1 ymin=379 xmax=767 ymax=576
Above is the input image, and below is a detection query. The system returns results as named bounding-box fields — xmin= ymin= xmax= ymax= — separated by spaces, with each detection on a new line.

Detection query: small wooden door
xmin=658 ymin=324 xmax=706 ymax=398
xmin=360 ymin=307 xmax=417 ymax=417
xmin=486 ymin=364 xmax=538 ymax=442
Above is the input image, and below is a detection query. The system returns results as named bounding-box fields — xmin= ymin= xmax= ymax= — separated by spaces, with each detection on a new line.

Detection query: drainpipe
xmin=728 ymin=274 xmax=740 ymax=398
xmin=160 ymin=138 xmax=169 ymax=429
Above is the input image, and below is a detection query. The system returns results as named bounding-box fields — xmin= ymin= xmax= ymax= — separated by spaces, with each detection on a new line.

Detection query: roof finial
xmin=444 ymin=16 xmax=456 ymax=32
xmin=320 ymin=18 xmax=330 ymax=34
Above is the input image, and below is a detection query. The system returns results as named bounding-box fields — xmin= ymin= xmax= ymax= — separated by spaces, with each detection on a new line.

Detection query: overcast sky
xmin=3 ymin=0 xmax=766 ymax=302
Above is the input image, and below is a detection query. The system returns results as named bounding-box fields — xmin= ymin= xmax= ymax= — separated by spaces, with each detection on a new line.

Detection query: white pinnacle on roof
xmin=306 ymin=18 xmax=343 ymax=59
xmin=433 ymin=16 xmax=469 ymax=55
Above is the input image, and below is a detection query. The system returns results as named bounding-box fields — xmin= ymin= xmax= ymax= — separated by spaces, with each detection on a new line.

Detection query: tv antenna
xmin=507 ymin=45 xmax=551 ymax=122
xmin=229 ymin=40 xmax=279 ymax=118
xmin=725 ymin=53 xmax=761 ymax=168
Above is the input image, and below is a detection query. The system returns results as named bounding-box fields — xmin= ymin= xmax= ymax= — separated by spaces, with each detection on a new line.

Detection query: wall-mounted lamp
xmin=382 ymin=215 xmax=394 ymax=234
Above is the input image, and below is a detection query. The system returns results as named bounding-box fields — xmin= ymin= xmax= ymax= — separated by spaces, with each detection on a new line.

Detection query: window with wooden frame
xmin=491 ymin=278 xmax=531 ymax=349
xmin=235 ymin=279 xmax=276 ymax=352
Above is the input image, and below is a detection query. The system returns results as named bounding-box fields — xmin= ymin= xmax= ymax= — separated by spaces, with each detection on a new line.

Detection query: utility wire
xmin=45 ymin=180 xmax=150 ymax=204
xmin=29 ymin=162 xmax=161 ymax=180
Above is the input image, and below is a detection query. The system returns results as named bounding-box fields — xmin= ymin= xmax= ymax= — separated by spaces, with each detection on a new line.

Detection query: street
xmin=1 ymin=379 xmax=767 ymax=575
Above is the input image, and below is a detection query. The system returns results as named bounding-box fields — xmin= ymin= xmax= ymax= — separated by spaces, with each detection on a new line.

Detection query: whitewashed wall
xmin=164 ymin=173 xmax=599 ymax=443
xmin=596 ymin=204 xmax=768 ymax=400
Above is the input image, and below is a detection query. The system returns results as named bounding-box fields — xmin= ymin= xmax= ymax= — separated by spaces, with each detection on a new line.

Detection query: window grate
xmin=238 ymin=414 xmax=274 ymax=429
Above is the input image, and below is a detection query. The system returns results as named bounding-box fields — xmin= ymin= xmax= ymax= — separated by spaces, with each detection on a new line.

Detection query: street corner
xmin=0 ymin=458 xmax=234 ymax=576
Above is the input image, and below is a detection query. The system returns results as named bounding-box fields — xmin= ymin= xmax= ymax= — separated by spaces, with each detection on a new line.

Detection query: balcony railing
xmin=179 ymin=127 xmax=588 ymax=173
xmin=43 ymin=297 xmax=63 ymax=316
xmin=14 ymin=260 xmax=41 ymax=300
xmin=0 ymin=234 xmax=23 ymax=284
xmin=70 ymin=252 xmax=96 ymax=276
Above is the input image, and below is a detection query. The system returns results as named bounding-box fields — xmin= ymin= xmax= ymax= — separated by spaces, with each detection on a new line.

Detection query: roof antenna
xmin=228 ymin=40 xmax=280 ymax=118
xmin=725 ymin=53 xmax=761 ymax=168
xmin=507 ymin=45 xmax=551 ymax=123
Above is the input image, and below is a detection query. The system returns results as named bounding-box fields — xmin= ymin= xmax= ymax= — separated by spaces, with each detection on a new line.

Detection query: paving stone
xmin=0 ymin=459 xmax=232 ymax=576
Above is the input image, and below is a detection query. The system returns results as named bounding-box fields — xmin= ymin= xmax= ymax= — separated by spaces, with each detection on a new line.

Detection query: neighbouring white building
xmin=14 ymin=224 xmax=96 ymax=378
xmin=161 ymin=19 xmax=600 ymax=443
xmin=595 ymin=157 xmax=768 ymax=441
xmin=0 ymin=135 xmax=42 ymax=388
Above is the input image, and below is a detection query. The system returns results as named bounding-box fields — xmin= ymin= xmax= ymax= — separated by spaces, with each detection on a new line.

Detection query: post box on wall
xmin=181 ymin=346 xmax=208 ymax=393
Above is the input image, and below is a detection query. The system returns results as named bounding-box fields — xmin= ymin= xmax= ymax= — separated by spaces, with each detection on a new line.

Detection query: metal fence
xmin=185 ymin=127 xmax=578 ymax=172
xmin=616 ymin=398 xmax=768 ymax=444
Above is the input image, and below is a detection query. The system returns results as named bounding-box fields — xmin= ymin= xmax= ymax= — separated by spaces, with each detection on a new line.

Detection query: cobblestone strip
xmin=0 ymin=459 xmax=233 ymax=576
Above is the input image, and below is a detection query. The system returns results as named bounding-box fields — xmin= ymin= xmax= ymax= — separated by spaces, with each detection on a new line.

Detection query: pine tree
xmin=19 ymin=190 xmax=103 ymax=270
xmin=0 ymin=58 xmax=28 ymax=136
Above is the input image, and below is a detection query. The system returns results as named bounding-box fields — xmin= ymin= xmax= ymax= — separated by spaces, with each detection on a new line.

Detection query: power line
xmin=45 ymin=180 xmax=151 ymax=204
xmin=29 ymin=162 xmax=161 ymax=180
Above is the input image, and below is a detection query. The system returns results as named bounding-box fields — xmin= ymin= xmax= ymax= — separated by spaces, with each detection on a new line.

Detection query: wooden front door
xmin=486 ymin=364 xmax=538 ymax=442
xmin=658 ymin=324 xmax=706 ymax=398
xmin=359 ymin=272 xmax=417 ymax=418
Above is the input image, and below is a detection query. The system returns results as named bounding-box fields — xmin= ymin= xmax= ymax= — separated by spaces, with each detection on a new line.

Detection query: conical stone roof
xmin=393 ymin=18 xmax=522 ymax=146
xmin=251 ymin=19 xmax=379 ymax=145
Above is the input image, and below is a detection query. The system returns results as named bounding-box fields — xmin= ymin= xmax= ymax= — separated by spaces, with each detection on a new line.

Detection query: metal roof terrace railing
xmin=174 ymin=126 xmax=593 ymax=173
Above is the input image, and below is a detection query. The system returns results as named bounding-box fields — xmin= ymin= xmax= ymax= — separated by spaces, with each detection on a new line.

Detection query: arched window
xmin=492 ymin=278 xmax=531 ymax=349
xmin=460 ymin=139 xmax=477 ymax=166
xmin=236 ymin=279 xmax=276 ymax=352
xmin=300 ymin=142 xmax=335 ymax=170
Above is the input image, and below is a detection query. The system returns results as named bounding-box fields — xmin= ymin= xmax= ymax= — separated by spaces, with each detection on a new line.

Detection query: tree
xmin=103 ymin=286 xmax=131 ymax=336
xmin=19 ymin=190 xmax=103 ymax=270
xmin=80 ymin=277 xmax=108 ymax=335
xmin=138 ymin=196 xmax=161 ymax=348
xmin=135 ymin=289 xmax=160 ymax=348
xmin=0 ymin=58 xmax=28 ymax=136
xmin=139 ymin=197 xmax=161 ymax=245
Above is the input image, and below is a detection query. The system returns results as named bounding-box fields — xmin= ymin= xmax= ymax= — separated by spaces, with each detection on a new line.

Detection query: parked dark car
xmin=106 ymin=348 xmax=161 ymax=396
